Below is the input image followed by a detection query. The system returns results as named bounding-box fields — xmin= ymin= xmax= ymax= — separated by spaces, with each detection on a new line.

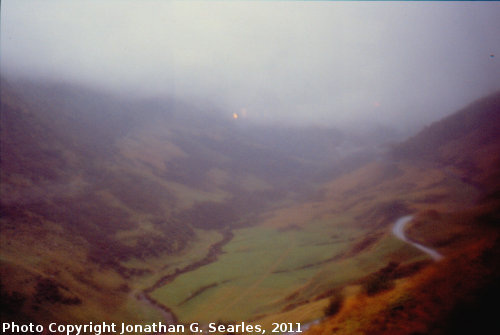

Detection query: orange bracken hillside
xmin=305 ymin=92 xmax=500 ymax=334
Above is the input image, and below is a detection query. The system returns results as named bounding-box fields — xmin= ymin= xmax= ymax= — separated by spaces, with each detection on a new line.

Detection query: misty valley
xmin=1 ymin=77 xmax=499 ymax=335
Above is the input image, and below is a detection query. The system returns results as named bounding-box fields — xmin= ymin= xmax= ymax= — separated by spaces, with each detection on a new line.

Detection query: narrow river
xmin=139 ymin=216 xmax=443 ymax=332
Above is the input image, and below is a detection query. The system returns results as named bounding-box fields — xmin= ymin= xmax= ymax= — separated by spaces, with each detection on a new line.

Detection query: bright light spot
xmin=232 ymin=112 xmax=239 ymax=119
xmin=373 ymin=101 xmax=381 ymax=107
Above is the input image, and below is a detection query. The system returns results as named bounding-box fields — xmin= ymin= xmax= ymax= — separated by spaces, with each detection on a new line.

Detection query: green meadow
xmin=151 ymin=216 xmax=424 ymax=323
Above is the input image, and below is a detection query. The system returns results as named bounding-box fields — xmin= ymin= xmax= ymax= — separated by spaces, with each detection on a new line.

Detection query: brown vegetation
xmin=1 ymin=77 xmax=499 ymax=331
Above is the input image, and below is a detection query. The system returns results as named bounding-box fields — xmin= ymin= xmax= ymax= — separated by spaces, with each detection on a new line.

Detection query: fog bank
xmin=1 ymin=1 xmax=499 ymax=129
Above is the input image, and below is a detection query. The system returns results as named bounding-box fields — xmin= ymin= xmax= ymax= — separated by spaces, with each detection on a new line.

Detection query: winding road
xmin=284 ymin=215 xmax=444 ymax=335
xmin=392 ymin=215 xmax=443 ymax=261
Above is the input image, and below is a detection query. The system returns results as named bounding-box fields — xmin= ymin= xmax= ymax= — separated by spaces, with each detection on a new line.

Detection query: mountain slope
xmin=305 ymin=92 xmax=500 ymax=335
xmin=392 ymin=92 xmax=500 ymax=192
xmin=0 ymin=78 xmax=365 ymax=325
xmin=1 ymin=77 xmax=498 ymax=332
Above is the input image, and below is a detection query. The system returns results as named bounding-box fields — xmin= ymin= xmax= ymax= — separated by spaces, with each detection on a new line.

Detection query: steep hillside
xmin=304 ymin=92 xmax=500 ymax=334
xmin=392 ymin=92 xmax=500 ymax=192
xmin=0 ymin=78 xmax=368 ymax=325
xmin=1 ymin=77 xmax=498 ymax=333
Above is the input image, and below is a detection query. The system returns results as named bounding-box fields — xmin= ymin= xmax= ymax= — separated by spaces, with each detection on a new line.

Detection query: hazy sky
xmin=1 ymin=1 xmax=499 ymax=129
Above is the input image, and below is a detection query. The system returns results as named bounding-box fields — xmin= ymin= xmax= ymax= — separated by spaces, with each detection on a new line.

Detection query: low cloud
xmin=2 ymin=1 xmax=499 ymax=129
